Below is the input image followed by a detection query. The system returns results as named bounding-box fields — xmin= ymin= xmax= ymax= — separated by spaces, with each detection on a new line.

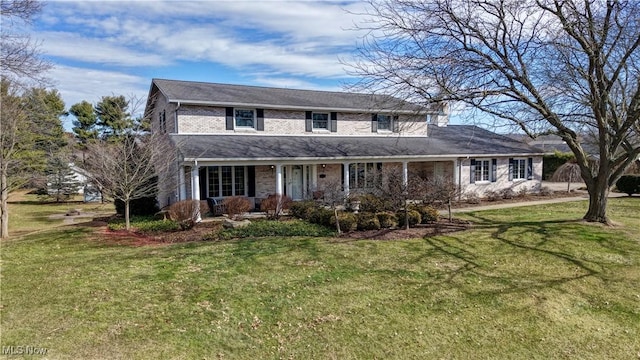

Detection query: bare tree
xmin=1 ymin=0 xmax=51 ymax=83
xmin=424 ymin=176 xmax=461 ymax=222
xmin=551 ymin=161 xmax=583 ymax=193
xmin=349 ymin=0 xmax=640 ymax=224
xmin=83 ymin=131 xmax=177 ymax=230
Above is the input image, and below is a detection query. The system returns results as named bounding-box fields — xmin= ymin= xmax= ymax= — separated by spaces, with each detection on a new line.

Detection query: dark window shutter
xmin=199 ymin=167 xmax=207 ymax=199
xmin=247 ymin=166 xmax=255 ymax=197
xmin=371 ymin=113 xmax=377 ymax=132
xmin=330 ymin=112 xmax=337 ymax=132
xmin=225 ymin=107 xmax=234 ymax=130
xmin=470 ymin=159 xmax=476 ymax=184
xmin=392 ymin=115 xmax=399 ymax=133
xmin=256 ymin=109 xmax=264 ymax=131
xmin=508 ymin=158 xmax=514 ymax=181
xmin=527 ymin=158 xmax=533 ymax=180
xmin=305 ymin=111 xmax=312 ymax=132
xmin=491 ymin=159 xmax=497 ymax=182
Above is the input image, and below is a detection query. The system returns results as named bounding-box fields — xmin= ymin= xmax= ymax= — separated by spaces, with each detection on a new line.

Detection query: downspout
xmin=174 ymin=101 xmax=181 ymax=133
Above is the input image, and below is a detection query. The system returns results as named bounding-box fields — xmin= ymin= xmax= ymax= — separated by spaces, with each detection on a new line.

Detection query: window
xmin=512 ymin=158 xmax=527 ymax=180
xmin=206 ymin=166 xmax=246 ymax=197
xmin=312 ymin=112 xmax=329 ymax=130
xmin=349 ymin=162 xmax=382 ymax=189
xmin=377 ymin=114 xmax=392 ymax=131
xmin=474 ymin=160 xmax=491 ymax=182
xmin=235 ymin=109 xmax=255 ymax=128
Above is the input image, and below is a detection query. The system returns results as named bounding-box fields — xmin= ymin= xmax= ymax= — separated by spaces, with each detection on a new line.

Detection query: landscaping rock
xmin=222 ymin=219 xmax=251 ymax=229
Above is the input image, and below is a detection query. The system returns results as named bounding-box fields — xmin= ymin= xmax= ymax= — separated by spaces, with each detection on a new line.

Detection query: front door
xmin=290 ymin=165 xmax=304 ymax=200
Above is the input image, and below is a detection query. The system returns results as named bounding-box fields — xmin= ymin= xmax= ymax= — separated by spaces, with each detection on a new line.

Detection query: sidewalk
xmin=443 ymin=190 xmax=626 ymax=215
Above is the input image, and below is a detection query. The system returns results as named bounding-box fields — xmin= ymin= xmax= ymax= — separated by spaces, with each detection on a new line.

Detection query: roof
xmin=170 ymin=125 xmax=544 ymax=162
xmin=151 ymin=78 xmax=428 ymax=114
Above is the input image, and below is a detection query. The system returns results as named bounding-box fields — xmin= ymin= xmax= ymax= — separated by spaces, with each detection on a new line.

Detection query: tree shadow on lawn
xmin=418 ymin=214 xmax=633 ymax=297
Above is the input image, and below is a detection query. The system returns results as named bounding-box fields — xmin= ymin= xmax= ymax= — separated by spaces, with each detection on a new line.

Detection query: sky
xmin=30 ymin=0 xmax=377 ymax=129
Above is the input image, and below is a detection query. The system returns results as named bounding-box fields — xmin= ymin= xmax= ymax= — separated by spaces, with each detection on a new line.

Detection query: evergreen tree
xmin=45 ymin=157 xmax=81 ymax=202
xmin=95 ymin=95 xmax=132 ymax=138
xmin=70 ymin=100 xmax=98 ymax=145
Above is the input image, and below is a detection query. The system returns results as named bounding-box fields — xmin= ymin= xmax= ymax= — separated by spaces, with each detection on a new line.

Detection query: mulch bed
xmin=338 ymin=218 xmax=472 ymax=240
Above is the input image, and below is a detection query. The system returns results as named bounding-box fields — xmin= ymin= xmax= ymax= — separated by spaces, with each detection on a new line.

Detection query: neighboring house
xmin=145 ymin=79 xmax=545 ymax=209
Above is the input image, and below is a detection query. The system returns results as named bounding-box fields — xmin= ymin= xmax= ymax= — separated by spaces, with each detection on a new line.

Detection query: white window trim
xmin=312 ymin=112 xmax=330 ymax=131
xmin=206 ymin=166 xmax=248 ymax=198
xmin=474 ymin=159 xmax=491 ymax=183
xmin=234 ymin=108 xmax=257 ymax=130
xmin=376 ymin=114 xmax=392 ymax=132
xmin=512 ymin=158 xmax=527 ymax=181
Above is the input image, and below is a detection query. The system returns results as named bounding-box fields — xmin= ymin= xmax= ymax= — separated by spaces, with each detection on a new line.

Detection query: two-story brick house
xmin=145 ymin=79 xmax=545 ymax=209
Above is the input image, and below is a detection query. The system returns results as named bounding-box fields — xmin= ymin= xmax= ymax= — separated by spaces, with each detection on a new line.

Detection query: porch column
xmin=191 ymin=162 xmax=201 ymax=222
xmin=453 ymin=160 xmax=459 ymax=186
xmin=343 ymin=162 xmax=350 ymax=197
xmin=310 ymin=165 xmax=318 ymax=192
xmin=275 ymin=164 xmax=283 ymax=196
xmin=402 ymin=161 xmax=408 ymax=189
xmin=179 ymin=166 xmax=187 ymax=201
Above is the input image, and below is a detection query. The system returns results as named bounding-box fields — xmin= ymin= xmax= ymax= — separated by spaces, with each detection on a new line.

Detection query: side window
xmin=234 ymin=109 xmax=255 ymax=128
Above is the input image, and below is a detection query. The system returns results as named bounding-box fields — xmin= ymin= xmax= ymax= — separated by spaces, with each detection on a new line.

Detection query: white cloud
xmin=39 ymin=31 xmax=171 ymax=67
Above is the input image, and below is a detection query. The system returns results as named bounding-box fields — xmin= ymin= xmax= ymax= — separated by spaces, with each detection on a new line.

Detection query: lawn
xmin=1 ymin=197 xmax=639 ymax=359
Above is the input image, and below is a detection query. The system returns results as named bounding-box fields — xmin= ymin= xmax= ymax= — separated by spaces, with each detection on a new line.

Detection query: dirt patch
xmin=338 ymin=218 xmax=472 ymax=240
xmin=89 ymin=220 xmax=223 ymax=246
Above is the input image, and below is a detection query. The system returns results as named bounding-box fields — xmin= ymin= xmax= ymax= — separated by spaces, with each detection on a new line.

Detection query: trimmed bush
xmin=501 ymin=188 xmax=515 ymax=199
xmin=359 ymin=194 xmax=386 ymax=213
xmin=485 ymin=190 xmax=501 ymax=202
xmin=411 ymin=205 xmax=439 ymax=223
xmin=396 ymin=209 xmax=422 ymax=228
xmin=289 ymin=200 xmax=318 ymax=220
xmin=108 ymin=216 xmax=180 ymax=232
xmin=260 ymin=194 xmax=292 ymax=220
xmin=308 ymin=207 xmax=334 ymax=227
xmin=168 ymin=200 xmax=200 ymax=230
xmin=616 ymin=175 xmax=640 ymax=196
xmin=356 ymin=212 xmax=381 ymax=230
xmin=330 ymin=212 xmax=357 ymax=232
xmin=465 ymin=191 xmax=481 ymax=204
xmin=223 ymin=196 xmax=252 ymax=220
xmin=376 ymin=211 xmax=398 ymax=228
xmin=216 ymin=219 xmax=334 ymax=240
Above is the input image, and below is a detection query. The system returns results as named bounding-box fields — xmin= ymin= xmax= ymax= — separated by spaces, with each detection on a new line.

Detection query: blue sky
xmin=32 ymin=0 xmax=373 ymax=129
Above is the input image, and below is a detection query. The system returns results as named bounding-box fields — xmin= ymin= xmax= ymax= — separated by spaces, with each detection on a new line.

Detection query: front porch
xmin=175 ymin=160 xmax=459 ymax=210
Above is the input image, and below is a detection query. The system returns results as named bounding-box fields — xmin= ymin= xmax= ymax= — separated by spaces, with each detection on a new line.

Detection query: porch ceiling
xmin=171 ymin=125 xmax=544 ymax=162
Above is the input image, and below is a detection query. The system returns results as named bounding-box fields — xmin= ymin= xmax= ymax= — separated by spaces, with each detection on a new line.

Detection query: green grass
xmin=1 ymin=198 xmax=639 ymax=359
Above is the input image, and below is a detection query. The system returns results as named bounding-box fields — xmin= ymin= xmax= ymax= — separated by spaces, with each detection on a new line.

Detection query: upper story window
xmin=312 ymin=112 xmax=329 ymax=130
xmin=376 ymin=114 xmax=392 ymax=131
xmin=235 ymin=109 xmax=255 ymax=128
xmin=159 ymin=110 xmax=166 ymax=133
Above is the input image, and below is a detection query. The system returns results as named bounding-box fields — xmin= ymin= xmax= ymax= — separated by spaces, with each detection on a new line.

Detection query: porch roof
xmin=171 ymin=125 xmax=544 ymax=163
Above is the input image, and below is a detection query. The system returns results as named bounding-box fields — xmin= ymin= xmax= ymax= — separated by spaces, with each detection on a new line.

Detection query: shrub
xmin=396 ymin=209 xmax=422 ymax=228
xmin=357 ymin=194 xmax=382 ymax=213
xmin=356 ymin=212 xmax=381 ymax=230
xmin=308 ymin=207 xmax=334 ymax=227
xmin=115 ymin=196 xmax=159 ymax=216
xmin=223 ymin=196 xmax=252 ymax=220
xmin=411 ymin=205 xmax=439 ymax=223
xmin=289 ymin=200 xmax=318 ymax=220
xmin=108 ymin=216 xmax=180 ymax=232
xmin=376 ymin=211 xmax=398 ymax=228
xmin=616 ymin=175 xmax=640 ymax=196
xmin=517 ymin=187 xmax=529 ymax=198
xmin=260 ymin=194 xmax=292 ymax=220
xmin=501 ymin=188 xmax=515 ymax=199
xmin=539 ymin=186 xmax=554 ymax=196
xmin=330 ymin=212 xmax=357 ymax=232
xmin=485 ymin=190 xmax=501 ymax=202
xmin=168 ymin=200 xmax=200 ymax=230
xmin=216 ymin=219 xmax=334 ymax=240
xmin=465 ymin=191 xmax=480 ymax=204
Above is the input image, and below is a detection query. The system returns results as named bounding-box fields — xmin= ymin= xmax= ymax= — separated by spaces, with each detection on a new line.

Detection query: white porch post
xmin=343 ymin=162 xmax=350 ymax=198
xmin=179 ymin=166 xmax=187 ymax=201
xmin=191 ymin=162 xmax=201 ymax=222
xmin=275 ymin=164 xmax=283 ymax=196
xmin=453 ymin=160 xmax=459 ymax=186
xmin=310 ymin=165 xmax=318 ymax=192
xmin=402 ymin=161 xmax=408 ymax=189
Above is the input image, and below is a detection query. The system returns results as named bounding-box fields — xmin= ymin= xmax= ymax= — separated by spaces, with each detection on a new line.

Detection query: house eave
xmin=168 ymin=99 xmax=430 ymax=115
